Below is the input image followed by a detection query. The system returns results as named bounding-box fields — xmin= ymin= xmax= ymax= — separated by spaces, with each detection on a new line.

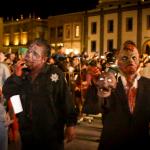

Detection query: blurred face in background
xmin=117 ymin=44 xmax=140 ymax=76
xmin=88 ymin=65 xmax=101 ymax=77
xmin=73 ymin=57 xmax=80 ymax=67
xmin=10 ymin=53 xmax=16 ymax=61
xmin=0 ymin=52 xmax=6 ymax=62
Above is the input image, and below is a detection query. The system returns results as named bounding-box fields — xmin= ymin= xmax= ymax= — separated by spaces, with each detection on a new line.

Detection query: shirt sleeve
xmin=2 ymin=74 xmax=23 ymax=101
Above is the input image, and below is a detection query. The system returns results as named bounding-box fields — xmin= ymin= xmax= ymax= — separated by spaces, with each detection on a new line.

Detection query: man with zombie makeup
xmin=2 ymin=38 xmax=77 ymax=150
xmin=97 ymin=40 xmax=150 ymax=150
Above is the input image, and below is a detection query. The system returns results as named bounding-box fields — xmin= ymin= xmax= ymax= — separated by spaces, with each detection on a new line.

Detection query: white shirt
xmin=120 ymin=74 xmax=141 ymax=93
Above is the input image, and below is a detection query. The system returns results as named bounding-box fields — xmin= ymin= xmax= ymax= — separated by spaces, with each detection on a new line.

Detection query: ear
xmin=43 ymin=57 xmax=48 ymax=63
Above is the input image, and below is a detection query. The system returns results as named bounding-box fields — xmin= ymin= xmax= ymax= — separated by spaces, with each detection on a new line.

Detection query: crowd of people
xmin=0 ymin=38 xmax=150 ymax=150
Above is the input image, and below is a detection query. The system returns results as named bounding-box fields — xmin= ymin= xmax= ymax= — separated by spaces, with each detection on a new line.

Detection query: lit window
xmin=4 ymin=34 xmax=10 ymax=46
xmin=21 ymin=32 xmax=28 ymax=45
xmin=75 ymin=25 xmax=80 ymax=37
xmin=13 ymin=33 xmax=20 ymax=45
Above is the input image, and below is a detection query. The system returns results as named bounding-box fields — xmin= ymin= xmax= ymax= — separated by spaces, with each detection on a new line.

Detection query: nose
xmin=102 ymin=78 xmax=109 ymax=87
xmin=128 ymin=57 xmax=134 ymax=64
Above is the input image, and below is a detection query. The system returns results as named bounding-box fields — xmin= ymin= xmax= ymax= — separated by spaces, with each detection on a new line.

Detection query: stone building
xmin=1 ymin=15 xmax=48 ymax=53
xmin=0 ymin=0 xmax=150 ymax=56
xmin=87 ymin=0 xmax=150 ymax=55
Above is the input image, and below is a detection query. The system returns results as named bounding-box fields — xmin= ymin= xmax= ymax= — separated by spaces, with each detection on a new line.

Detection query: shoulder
xmin=45 ymin=64 xmax=65 ymax=82
xmin=139 ymin=76 xmax=150 ymax=87
xmin=0 ymin=62 xmax=9 ymax=68
xmin=46 ymin=64 xmax=64 ymax=75
xmin=140 ymin=76 xmax=150 ymax=81
xmin=0 ymin=62 xmax=10 ymax=75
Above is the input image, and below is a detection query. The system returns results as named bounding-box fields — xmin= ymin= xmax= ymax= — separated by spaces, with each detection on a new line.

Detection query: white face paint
xmin=25 ymin=44 xmax=46 ymax=70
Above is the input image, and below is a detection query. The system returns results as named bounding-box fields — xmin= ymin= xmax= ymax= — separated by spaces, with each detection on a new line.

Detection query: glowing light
xmin=51 ymin=43 xmax=55 ymax=47
xmin=4 ymin=34 xmax=10 ymax=46
xmin=65 ymin=49 xmax=71 ymax=55
xmin=13 ymin=33 xmax=20 ymax=45
xmin=57 ymin=43 xmax=63 ymax=46
xmin=21 ymin=32 xmax=28 ymax=45
xmin=74 ymin=49 xmax=79 ymax=55
xmin=101 ymin=55 xmax=105 ymax=59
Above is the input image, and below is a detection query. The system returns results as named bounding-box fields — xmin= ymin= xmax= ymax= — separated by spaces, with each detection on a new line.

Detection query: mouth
xmin=97 ymin=87 xmax=111 ymax=98
xmin=99 ymin=87 xmax=110 ymax=92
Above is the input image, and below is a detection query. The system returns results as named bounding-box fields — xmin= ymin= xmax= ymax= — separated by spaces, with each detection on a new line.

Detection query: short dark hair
xmin=116 ymin=40 xmax=138 ymax=58
xmin=28 ymin=38 xmax=51 ymax=58
xmin=122 ymin=40 xmax=137 ymax=51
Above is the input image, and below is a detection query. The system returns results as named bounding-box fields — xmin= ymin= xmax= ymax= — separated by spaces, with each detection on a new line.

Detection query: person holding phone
xmin=2 ymin=38 xmax=77 ymax=150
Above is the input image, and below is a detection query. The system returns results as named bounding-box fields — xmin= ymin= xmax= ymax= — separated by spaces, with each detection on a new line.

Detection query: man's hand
xmin=14 ymin=60 xmax=26 ymax=77
xmin=4 ymin=112 xmax=14 ymax=126
xmin=64 ymin=126 xmax=76 ymax=143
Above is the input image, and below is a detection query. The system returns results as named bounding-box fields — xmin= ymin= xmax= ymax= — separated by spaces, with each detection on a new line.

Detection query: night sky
xmin=1 ymin=0 xmax=98 ymax=19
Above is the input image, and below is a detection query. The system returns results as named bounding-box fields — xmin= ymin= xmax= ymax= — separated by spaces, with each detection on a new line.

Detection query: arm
xmin=2 ymin=75 xmax=23 ymax=101
xmin=2 ymin=59 xmax=25 ymax=100
xmin=58 ymin=70 xmax=77 ymax=142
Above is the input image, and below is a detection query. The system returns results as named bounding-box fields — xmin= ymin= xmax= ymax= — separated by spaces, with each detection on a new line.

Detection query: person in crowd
xmin=5 ymin=53 xmax=17 ymax=65
xmin=0 ymin=62 xmax=11 ymax=88
xmin=53 ymin=46 xmax=68 ymax=72
xmin=140 ymin=60 xmax=150 ymax=78
xmin=0 ymin=52 xmax=6 ymax=63
xmin=0 ymin=61 xmax=13 ymax=150
xmin=5 ymin=52 xmax=17 ymax=73
xmin=97 ymin=40 xmax=150 ymax=150
xmin=82 ymin=60 xmax=101 ymax=118
xmin=2 ymin=38 xmax=77 ymax=150
xmin=0 ymin=52 xmax=21 ymax=150
xmin=73 ymin=59 xmax=88 ymax=122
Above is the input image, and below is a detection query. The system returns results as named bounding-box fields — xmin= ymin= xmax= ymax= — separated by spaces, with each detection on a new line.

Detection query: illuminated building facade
xmin=2 ymin=16 xmax=48 ymax=53
xmin=47 ymin=12 xmax=85 ymax=54
xmin=87 ymin=0 xmax=150 ymax=55
xmin=0 ymin=0 xmax=150 ymax=55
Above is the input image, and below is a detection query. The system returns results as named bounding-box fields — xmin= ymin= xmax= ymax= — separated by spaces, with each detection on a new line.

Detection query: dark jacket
xmin=99 ymin=76 xmax=150 ymax=150
xmin=3 ymin=64 xmax=77 ymax=142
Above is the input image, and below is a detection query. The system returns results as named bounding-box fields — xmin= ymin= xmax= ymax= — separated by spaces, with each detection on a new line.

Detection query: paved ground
xmin=65 ymin=115 xmax=102 ymax=150
xmin=8 ymin=115 xmax=103 ymax=150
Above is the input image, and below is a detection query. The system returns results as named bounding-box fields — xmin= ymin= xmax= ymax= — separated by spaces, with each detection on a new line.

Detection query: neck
xmin=126 ymin=73 xmax=137 ymax=80
xmin=31 ymin=64 xmax=44 ymax=81
xmin=119 ymin=69 xmax=138 ymax=82
xmin=125 ymin=74 xmax=137 ymax=87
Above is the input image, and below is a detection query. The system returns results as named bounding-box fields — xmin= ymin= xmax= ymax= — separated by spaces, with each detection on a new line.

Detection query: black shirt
xmin=3 ymin=64 xmax=77 ymax=141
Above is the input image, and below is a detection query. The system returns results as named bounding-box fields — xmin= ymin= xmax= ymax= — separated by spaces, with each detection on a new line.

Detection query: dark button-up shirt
xmin=3 ymin=64 xmax=77 ymax=141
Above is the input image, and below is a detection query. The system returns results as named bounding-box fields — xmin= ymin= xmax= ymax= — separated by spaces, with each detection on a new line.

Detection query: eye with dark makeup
xmin=121 ymin=56 xmax=128 ymax=62
xmin=32 ymin=51 xmax=41 ymax=58
xmin=132 ymin=56 xmax=137 ymax=61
